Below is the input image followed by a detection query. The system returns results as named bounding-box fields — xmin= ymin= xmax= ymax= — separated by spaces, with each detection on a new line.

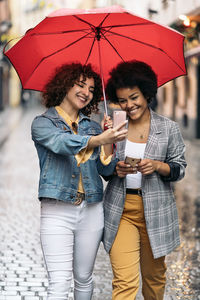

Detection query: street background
xmin=1 ymin=0 xmax=200 ymax=299
xmin=0 ymin=101 xmax=200 ymax=300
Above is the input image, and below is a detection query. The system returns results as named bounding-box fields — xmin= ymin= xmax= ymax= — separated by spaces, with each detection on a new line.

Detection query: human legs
xmin=109 ymin=195 xmax=141 ymax=300
xmin=109 ymin=194 xmax=166 ymax=300
xmin=40 ymin=199 xmax=75 ymax=299
xmin=73 ymin=201 xmax=104 ymax=300
xmin=140 ymin=226 xmax=166 ymax=300
xmin=40 ymin=199 xmax=103 ymax=300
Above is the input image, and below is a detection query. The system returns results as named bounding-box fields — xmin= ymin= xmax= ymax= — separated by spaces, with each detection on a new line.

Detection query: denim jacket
xmin=31 ymin=107 xmax=117 ymax=204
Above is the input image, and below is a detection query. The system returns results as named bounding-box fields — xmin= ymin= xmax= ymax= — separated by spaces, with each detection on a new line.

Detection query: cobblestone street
xmin=0 ymin=105 xmax=200 ymax=299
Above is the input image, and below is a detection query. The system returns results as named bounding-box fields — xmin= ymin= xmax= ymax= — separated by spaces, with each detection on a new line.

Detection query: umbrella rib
xmin=101 ymin=31 xmax=125 ymax=62
xmin=101 ymin=22 xmax=151 ymax=30
xmin=105 ymin=30 xmax=186 ymax=72
xmin=84 ymin=37 xmax=96 ymax=65
xmin=105 ymin=29 xmax=160 ymax=49
xmin=24 ymin=32 xmax=92 ymax=86
xmin=73 ymin=15 xmax=95 ymax=30
xmin=73 ymin=13 xmax=111 ymax=32
xmin=27 ymin=29 xmax=92 ymax=37
xmin=98 ymin=13 xmax=111 ymax=27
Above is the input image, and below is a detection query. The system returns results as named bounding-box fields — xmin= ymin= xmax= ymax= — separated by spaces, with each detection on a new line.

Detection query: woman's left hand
xmin=137 ymin=159 xmax=158 ymax=175
xmin=138 ymin=159 xmax=171 ymax=176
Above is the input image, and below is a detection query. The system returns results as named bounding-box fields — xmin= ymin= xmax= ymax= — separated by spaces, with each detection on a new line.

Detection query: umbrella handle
xmin=97 ymin=40 xmax=108 ymax=116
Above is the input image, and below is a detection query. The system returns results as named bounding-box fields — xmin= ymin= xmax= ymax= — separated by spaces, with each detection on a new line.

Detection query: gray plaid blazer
xmin=103 ymin=109 xmax=186 ymax=259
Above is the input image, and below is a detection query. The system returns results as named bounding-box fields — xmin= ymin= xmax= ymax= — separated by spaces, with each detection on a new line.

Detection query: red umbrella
xmin=4 ymin=5 xmax=186 ymax=114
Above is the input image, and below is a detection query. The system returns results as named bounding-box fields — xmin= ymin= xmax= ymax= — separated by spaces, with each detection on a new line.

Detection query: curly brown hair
xmin=42 ymin=63 xmax=102 ymax=116
xmin=106 ymin=60 xmax=157 ymax=104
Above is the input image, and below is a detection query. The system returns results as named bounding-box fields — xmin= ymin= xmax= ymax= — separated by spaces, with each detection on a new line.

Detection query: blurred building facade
xmin=148 ymin=0 xmax=200 ymax=139
xmin=0 ymin=0 xmax=12 ymax=111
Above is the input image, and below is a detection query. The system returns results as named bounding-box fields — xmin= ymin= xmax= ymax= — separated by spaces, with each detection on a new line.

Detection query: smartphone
xmin=113 ymin=110 xmax=127 ymax=129
xmin=124 ymin=156 xmax=141 ymax=168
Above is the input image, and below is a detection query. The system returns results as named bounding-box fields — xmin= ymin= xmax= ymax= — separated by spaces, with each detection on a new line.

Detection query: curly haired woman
xmin=31 ymin=63 xmax=127 ymax=300
xmin=103 ymin=60 xmax=187 ymax=300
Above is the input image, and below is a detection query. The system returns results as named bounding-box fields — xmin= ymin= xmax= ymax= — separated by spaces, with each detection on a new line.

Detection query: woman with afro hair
xmin=103 ymin=60 xmax=187 ymax=300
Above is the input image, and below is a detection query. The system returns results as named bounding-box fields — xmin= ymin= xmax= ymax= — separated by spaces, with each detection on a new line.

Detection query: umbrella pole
xmin=97 ymin=40 xmax=108 ymax=116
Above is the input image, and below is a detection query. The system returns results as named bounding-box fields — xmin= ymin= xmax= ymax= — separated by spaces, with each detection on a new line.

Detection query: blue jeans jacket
xmin=31 ymin=107 xmax=117 ymax=204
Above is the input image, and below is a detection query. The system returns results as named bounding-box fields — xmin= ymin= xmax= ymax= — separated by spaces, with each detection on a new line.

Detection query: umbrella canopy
xmin=4 ymin=5 xmax=186 ymax=112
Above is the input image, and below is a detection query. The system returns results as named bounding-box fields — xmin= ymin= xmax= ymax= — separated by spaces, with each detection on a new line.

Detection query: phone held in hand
xmin=124 ymin=156 xmax=141 ymax=168
xmin=113 ymin=110 xmax=127 ymax=129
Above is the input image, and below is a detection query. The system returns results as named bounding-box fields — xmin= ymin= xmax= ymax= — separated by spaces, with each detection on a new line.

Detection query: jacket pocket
xmin=42 ymin=152 xmax=52 ymax=180
xmin=82 ymin=127 xmax=102 ymax=136
xmin=54 ymin=120 xmax=72 ymax=133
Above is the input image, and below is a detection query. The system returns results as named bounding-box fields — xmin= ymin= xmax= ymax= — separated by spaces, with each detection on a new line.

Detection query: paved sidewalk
xmin=0 ymin=106 xmax=24 ymax=147
xmin=0 ymin=105 xmax=200 ymax=299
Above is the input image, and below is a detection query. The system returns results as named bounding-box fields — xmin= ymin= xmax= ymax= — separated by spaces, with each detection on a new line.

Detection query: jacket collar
xmin=149 ymin=109 xmax=162 ymax=135
xmin=43 ymin=107 xmax=90 ymax=123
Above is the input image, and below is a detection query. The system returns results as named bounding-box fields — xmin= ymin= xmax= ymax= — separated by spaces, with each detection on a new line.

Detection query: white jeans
xmin=40 ymin=199 xmax=104 ymax=300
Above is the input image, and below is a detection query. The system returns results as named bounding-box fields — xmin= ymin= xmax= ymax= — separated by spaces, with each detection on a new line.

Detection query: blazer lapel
xmin=116 ymin=109 xmax=162 ymax=160
xmin=144 ymin=109 xmax=162 ymax=159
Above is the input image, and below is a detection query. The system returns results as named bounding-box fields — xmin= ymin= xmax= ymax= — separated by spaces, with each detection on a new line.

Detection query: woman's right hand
xmin=88 ymin=120 xmax=128 ymax=149
xmin=99 ymin=120 xmax=128 ymax=145
xmin=116 ymin=161 xmax=135 ymax=178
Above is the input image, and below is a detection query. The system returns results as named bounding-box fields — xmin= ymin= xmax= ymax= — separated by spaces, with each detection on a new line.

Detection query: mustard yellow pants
xmin=110 ymin=194 xmax=167 ymax=300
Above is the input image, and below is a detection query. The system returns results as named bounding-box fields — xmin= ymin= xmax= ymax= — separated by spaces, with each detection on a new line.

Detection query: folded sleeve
xmin=161 ymin=162 xmax=181 ymax=182
xmin=75 ymin=147 xmax=93 ymax=166
xmin=99 ymin=145 xmax=113 ymax=165
xmin=163 ymin=121 xmax=187 ymax=181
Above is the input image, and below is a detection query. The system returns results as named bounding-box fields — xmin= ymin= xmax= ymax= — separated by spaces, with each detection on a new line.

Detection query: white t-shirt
xmin=124 ymin=140 xmax=146 ymax=189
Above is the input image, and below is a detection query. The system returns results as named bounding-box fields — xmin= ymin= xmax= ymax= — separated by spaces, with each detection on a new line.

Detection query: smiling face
xmin=63 ymin=75 xmax=95 ymax=114
xmin=116 ymin=86 xmax=149 ymax=121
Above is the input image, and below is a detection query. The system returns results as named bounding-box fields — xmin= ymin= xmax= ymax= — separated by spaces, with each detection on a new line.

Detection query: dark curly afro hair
xmin=106 ymin=60 xmax=157 ymax=104
xmin=42 ymin=63 xmax=102 ymax=116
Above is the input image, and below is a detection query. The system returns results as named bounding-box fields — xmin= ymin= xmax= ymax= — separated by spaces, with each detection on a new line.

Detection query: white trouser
xmin=40 ymin=198 xmax=104 ymax=300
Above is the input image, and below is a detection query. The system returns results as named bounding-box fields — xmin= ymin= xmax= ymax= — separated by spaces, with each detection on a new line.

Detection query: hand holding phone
xmin=124 ymin=156 xmax=141 ymax=168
